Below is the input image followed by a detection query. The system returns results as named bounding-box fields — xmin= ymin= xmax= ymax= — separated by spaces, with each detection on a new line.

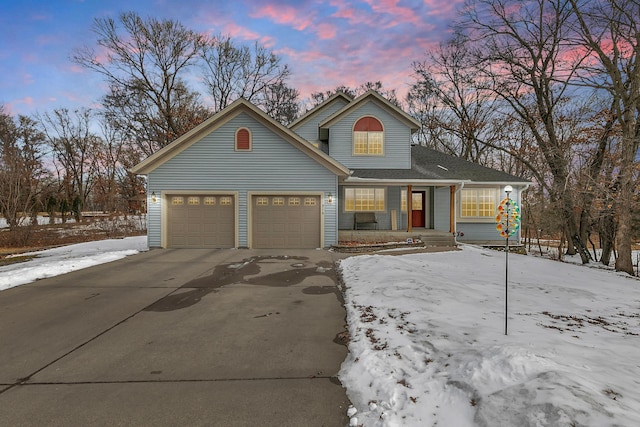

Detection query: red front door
xmin=411 ymin=192 xmax=425 ymax=227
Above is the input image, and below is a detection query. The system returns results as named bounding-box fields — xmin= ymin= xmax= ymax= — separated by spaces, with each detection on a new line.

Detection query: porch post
xmin=407 ymin=184 xmax=413 ymax=232
xmin=449 ymin=185 xmax=455 ymax=233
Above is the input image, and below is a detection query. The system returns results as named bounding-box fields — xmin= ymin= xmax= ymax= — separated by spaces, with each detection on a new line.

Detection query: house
xmin=131 ymin=90 xmax=530 ymax=249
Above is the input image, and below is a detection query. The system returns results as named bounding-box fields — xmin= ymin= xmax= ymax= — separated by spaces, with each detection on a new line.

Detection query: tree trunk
xmin=600 ymin=209 xmax=616 ymax=266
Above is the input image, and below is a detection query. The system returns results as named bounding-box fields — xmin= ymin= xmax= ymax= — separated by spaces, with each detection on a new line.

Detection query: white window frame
xmin=352 ymin=117 xmax=384 ymax=156
xmin=235 ymin=127 xmax=252 ymax=151
xmin=460 ymin=188 xmax=498 ymax=220
xmin=344 ymin=187 xmax=386 ymax=212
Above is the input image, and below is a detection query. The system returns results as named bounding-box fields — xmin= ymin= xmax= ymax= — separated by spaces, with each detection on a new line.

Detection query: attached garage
xmin=167 ymin=194 xmax=235 ymax=248
xmin=251 ymin=195 xmax=321 ymax=249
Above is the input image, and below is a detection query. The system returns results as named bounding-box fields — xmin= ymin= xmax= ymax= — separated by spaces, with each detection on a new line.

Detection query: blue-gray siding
xmin=456 ymin=187 xmax=523 ymax=243
xmin=147 ymin=112 xmax=338 ymax=248
xmin=326 ymin=101 xmax=412 ymax=169
xmin=434 ymin=187 xmax=451 ymax=231
xmin=292 ymin=98 xmax=350 ymax=143
xmin=338 ymin=186 xmax=436 ymax=231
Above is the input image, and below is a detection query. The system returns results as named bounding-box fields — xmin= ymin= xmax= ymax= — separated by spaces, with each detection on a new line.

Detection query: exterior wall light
xmin=151 ymin=191 xmax=157 ymax=203
xmin=327 ymin=192 xmax=334 ymax=204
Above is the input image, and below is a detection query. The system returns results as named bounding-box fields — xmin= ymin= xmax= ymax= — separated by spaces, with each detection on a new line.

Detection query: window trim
xmin=235 ymin=127 xmax=252 ymax=151
xmin=343 ymin=187 xmax=386 ymax=212
xmin=352 ymin=116 xmax=384 ymax=156
xmin=459 ymin=188 xmax=499 ymax=221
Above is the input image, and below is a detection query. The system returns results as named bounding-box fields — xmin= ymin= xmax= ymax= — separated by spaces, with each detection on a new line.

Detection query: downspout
xmin=453 ymin=181 xmax=466 ymax=244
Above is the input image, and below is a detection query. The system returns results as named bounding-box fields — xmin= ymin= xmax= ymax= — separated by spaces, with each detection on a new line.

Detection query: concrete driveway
xmin=0 ymin=248 xmax=351 ymax=426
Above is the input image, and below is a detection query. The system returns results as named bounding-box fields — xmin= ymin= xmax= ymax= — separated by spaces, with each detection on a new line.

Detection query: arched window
xmin=353 ymin=116 xmax=384 ymax=155
xmin=235 ymin=128 xmax=252 ymax=151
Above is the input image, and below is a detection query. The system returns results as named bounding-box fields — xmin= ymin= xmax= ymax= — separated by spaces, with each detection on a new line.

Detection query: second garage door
xmin=252 ymin=195 xmax=321 ymax=248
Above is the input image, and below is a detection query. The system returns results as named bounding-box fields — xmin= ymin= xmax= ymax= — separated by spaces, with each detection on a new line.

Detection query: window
xmin=461 ymin=189 xmax=497 ymax=218
xmin=235 ymin=128 xmax=252 ymax=151
xmin=344 ymin=188 xmax=385 ymax=212
xmin=304 ymin=197 xmax=316 ymax=206
xmin=353 ymin=116 xmax=384 ymax=155
xmin=288 ymin=197 xmax=301 ymax=206
xmin=220 ymin=196 xmax=233 ymax=206
xmin=256 ymin=197 xmax=269 ymax=206
xmin=188 ymin=196 xmax=200 ymax=205
xmin=272 ymin=197 xmax=285 ymax=206
xmin=400 ymin=190 xmax=423 ymax=212
xmin=204 ymin=197 xmax=216 ymax=205
xmin=171 ymin=196 xmax=184 ymax=205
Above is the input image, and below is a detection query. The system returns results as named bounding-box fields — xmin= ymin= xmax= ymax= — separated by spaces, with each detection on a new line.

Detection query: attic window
xmin=353 ymin=116 xmax=384 ymax=155
xmin=235 ymin=128 xmax=252 ymax=151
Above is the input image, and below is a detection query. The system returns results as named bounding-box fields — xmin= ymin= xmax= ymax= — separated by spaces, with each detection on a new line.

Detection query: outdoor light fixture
xmin=327 ymin=192 xmax=334 ymax=204
xmin=496 ymin=184 xmax=520 ymax=335
xmin=151 ymin=191 xmax=157 ymax=203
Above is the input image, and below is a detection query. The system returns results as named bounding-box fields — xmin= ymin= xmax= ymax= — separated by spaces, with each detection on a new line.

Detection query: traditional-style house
xmin=131 ymin=91 xmax=530 ymax=249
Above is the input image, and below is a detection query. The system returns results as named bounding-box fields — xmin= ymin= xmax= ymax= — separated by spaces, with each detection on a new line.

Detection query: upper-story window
xmin=353 ymin=116 xmax=384 ymax=155
xmin=235 ymin=128 xmax=252 ymax=151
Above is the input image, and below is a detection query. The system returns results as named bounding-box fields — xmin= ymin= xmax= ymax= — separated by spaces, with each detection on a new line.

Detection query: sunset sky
xmin=0 ymin=0 xmax=463 ymax=116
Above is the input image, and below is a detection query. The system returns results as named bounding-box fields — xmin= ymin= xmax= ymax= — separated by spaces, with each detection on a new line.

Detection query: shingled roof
xmin=349 ymin=145 xmax=530 ymax=183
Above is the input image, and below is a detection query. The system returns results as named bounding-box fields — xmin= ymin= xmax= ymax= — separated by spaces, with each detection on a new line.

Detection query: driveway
xmin=0 ymin=248 xmax=350 ymax=426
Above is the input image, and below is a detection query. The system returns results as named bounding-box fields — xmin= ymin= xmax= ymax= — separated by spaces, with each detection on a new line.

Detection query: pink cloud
xmin=363 ymin=0 xmax=421 ymax=26
xmin=15 ymin=96 xmax=35 ymax=106
xmin=66 ymin=64 xmax=85 ymax=74
xmin=36 ymin=34 xmax=61 ymax=46
xmin=250 ymin=4 xmax=314 ymax=31
xmin=315 ymin=22 xmax=337 ymax=40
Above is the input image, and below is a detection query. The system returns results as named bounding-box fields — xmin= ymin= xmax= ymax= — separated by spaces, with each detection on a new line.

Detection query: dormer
xmin=289 ymin=92 xmax=352 ymax=151
xmin=318 ymin=90 xmax=420 ymax=169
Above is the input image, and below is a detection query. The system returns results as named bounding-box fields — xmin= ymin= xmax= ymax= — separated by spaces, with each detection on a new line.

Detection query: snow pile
xmin=339 ymin=245 xmax=640 ymax=426
xmin=0 ymin=236 xmax=148 ymax=291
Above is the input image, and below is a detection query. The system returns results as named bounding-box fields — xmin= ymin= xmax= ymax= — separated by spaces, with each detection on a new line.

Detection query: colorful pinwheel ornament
xmin=495 ymin=197 xmax=521 ymax=239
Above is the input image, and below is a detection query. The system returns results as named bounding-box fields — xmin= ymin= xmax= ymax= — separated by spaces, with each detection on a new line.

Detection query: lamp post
xmin=503 ymin=185 xmax=512 ymax=335
xmin=496 ymin=185 xmax=520 ymax=336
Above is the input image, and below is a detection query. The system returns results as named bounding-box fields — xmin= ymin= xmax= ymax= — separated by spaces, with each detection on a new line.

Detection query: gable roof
xmin=289 ymin=91 xmax=352 ymax=130
xmin=348 ymin=145 xmax=531 ymax=184
xmin=130 ymin=98 xmax=350 ymax=177
xmin=319 ymin=90 xmax=421 ymax=132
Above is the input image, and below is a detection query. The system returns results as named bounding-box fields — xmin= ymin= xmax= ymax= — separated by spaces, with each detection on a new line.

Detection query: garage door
xmin=252 ymin=195 xmax=321 ymax=248
xmin=167 ymin=195 xmax=235 ymax=248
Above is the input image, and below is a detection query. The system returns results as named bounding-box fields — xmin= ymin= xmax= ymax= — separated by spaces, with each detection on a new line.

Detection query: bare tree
xmin=41 ymin=108 xmax=102 ymax=221
xmin=304 ymin=81 xmax=399 ymax=111
xmin=408 ymin=32 xmax=500 ymax=163
xmin=74 ymin=12 xmax=208 ymax=152
xmin=462 ymin=0 xmax=592 ymax=262
xmin=569 ymin=0 xmax=640 ymax=274
xmin=102 ymin=80 xmax=210 ymax=156
xmin=0 ymin=107 xmax=47 ymax=244
xmin=200 ymin=35 xmax=298 ymax=123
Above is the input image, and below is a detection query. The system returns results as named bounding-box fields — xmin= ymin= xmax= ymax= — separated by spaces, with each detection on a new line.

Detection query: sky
xmin=0 ymin=0 xmax=463 ymax=117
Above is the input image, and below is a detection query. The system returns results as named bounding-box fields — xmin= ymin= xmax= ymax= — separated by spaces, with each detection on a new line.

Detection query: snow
xmin=338 ymin=244 xmax=640 ymax=427
xmin=0 ymin=236 xmax=148 ymax=291
xmin=2 ymin=236 xmax=639 ymax=426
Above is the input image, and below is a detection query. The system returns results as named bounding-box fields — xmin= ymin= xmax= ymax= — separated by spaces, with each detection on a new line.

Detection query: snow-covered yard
xmin=0 ymin=236 xmax=148 ymax=291
xmin=2 ymin=237 xmax=639 ymax=426
xmin=338 ymin=245 xmax=640 ymax=426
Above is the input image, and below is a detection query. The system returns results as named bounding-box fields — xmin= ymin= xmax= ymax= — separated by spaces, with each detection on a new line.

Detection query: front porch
xmin=337 ymin=228 xmax=456 ymax=248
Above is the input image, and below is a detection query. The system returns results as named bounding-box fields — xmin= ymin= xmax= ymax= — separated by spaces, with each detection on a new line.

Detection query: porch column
xmin=407 ymin=184 xmax=413 ymax=232
xmin=449 ymin=185 xmax=455 ymax=233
